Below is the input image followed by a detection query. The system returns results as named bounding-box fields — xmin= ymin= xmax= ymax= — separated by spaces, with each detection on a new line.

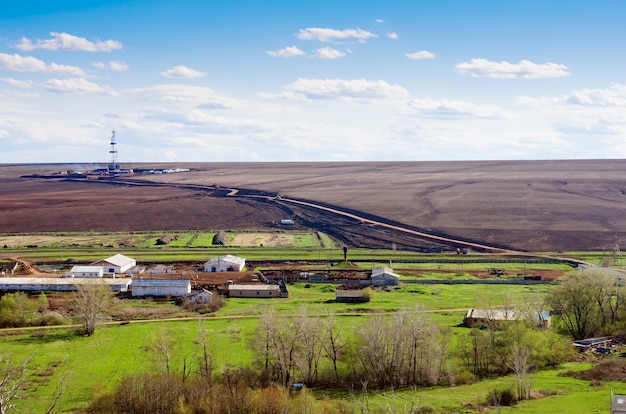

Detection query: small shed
xmin=612 ymin=390 xmax=626 ymax=414
xmin=204 ymin=254 xmax=246 ymax=273
xmin=67 ymin=265 xmax=104 ymax=278
xmin=370 ymin=267 xmax=400 ymax=286
xmin=131 ymin=278 xmax=191 ymax=297
xmin=187 ymin=289 xmax=214 ymax=304
xmin=228 ymin=284 xmax=280 ymax=298
xmin=93 ymin=254 xmax=137 ymax=275
xmin=336 ymin=288 xmax=367 ymax=303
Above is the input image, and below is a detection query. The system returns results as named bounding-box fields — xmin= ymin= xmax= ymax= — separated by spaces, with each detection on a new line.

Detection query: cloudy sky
xmin=1 ymin=0 xmax=625 ymax=163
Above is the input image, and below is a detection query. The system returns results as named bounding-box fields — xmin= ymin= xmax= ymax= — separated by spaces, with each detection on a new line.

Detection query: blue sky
xmin=1 ymin=0 xmax=626 ymax=163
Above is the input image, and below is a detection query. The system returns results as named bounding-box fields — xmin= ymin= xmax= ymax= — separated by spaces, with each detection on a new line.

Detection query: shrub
xmin=488 ymin=387 xmax=517 ymax=407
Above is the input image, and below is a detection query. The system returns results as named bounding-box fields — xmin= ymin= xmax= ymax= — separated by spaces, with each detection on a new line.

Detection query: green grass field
xmin=0 ymin=232 xmax=621 ymax=413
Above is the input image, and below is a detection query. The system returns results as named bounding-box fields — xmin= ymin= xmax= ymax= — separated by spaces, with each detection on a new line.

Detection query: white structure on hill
xmin=370 ymin=267 xmax=400 ymax=286
xmin=204 ymin=254 xmax=246 ymax=272
xmin=131 ymin=278 xmax=191 ymax=297
xmin=67 ymin=265 xmax=104 ymax=278
xmin=92 ymin=254 xmax=136 ymax=275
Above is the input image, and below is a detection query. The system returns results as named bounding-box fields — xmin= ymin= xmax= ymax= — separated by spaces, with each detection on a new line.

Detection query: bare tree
xmin=0 ymin=354 xmax=32 ymax=414
xmin=71 ymin=281 xmax=115 ymax=336
xmin=296 ymin=306 xmax=324 ymax=385
xmin=195 ymin=322 xmax=217 ymax=381
xmin=321 ymin=313 xmax=344 ymax=383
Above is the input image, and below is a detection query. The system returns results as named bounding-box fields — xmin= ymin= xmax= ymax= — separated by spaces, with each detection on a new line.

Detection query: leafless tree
xmin=296 ymin=306 xmax=324 ymax=385
xmin=195 ymin=322 xmax=217 ymax=381
xmin=321 ymin=313 xmax=345 ymax=383
xmin=0 ymin=354 xmax=32 ymax=414
xmin=71 ymin=281 xmax=115 ymax=336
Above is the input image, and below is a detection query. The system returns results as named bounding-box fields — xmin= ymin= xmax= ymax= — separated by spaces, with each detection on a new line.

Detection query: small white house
xmin=204 ymin=254 xmax=246 ymax=272
xmin=187 ymin=289 xmax=214 ymax=304
xmin=370 ymin=267 xmax=400 ymax=286
xmin=131 ymin=278 xmax=191 ymax=297
xmin=92 ymin=254 xmax=136 ymax=275
xmin=67 ymin=265 xmax=104 ymax=278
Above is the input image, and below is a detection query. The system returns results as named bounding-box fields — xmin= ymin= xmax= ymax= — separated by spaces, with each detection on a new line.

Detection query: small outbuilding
xmin=131 ymin=278 xmax=191 ymax=297
xmin=67 ymin=265 xmax=104 ymax=278
xmin=463 ymin=308 xmax=551 ymax=329
xmin=187 ymin=289 xmax=214 ymax=304
xmin=370 ymin=267 xmax=400 ymax=287
xmin=92 ymin=254 xmax=137 ymax=275
xmin=204 ymin=254 xmax=246 ymax=273
xmin=228 ymin=284 xmax=281 ymax=298
xmin=336 ymin=288 xmax=368 ymax=303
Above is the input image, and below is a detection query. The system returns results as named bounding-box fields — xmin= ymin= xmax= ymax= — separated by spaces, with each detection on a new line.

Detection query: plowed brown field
xmin=1 ymin=160 xmax=625 ymax=252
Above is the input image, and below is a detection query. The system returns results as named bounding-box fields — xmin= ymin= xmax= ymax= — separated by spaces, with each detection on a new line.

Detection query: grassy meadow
xmin=0 ymin=231 xmax=620 ymax=412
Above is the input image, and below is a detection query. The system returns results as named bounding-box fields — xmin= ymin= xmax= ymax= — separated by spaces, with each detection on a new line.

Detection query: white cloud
xmin=1 ymin=78 xmax=34 ymax=88
xmin=386 ymin=32 xmax=398 ymax=39
xmin=560 ymin=83 xmax=626 ymax=106
xmin=44 ymin=78 xmax=111 ymax=94
xmin=283 ymin=78 xmax=409 ymax=100
xmin=408 ymin=98 xmax=512 ymax=119
xmin=314 ymin=47 xmax=346 ymax=59
xmin=455 ymin=58 xmax=570 ymax=79
xmin=16 ymin=32 xmax=123 ymax=52
xmin=266 ymin=45 xmax=306 ymax=58
xmin=406 ymin=51 xmax=435 ymax=60
xmin=128 ymin=84 xmax=236 ymax=108
xmin=93 ymin=60 xmax=129 ymax=71
xmin=160 ymin=65 xmax=206 ymax=79
xmin=0 ymin=53 xmax=86 ymax=76
xmin=376 ymin=19 xmax=384 ymax=23
xmin=297 ymin=28 xmax=378 ymax=43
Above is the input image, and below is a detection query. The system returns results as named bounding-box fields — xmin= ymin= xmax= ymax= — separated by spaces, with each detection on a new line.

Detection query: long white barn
xmin=0 ymin=278 xmax=131 ymax=292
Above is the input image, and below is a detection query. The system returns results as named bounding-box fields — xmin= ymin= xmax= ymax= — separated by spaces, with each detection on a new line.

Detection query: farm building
xmin=0 ymin=277 xmax=131 ymax=292
xmin=228 ymin=284 xmax=281 ymax=298
xmin=146 ymin=264 xmax=175 ymax=274
xmin=187 ymin=289 xmax=214 ymax=303
xmin=336 ymin=288 xmax=368 ymax=303
xmin=131 ymin=278 xmax=191 ymax=297
xmin=92 ymin=253 xmax=136 ymax=275
xmin=463 ymin=308 xmax=551 ymax=329
xmin=370 ymin=267 xmax=400 ymax=286
xmin=204 ymin=254 xmax=246 ymax=272
xmin=66 ymin=265 xmax=104 ymax=278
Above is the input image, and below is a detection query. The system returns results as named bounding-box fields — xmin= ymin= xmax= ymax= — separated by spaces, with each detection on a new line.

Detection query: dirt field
xmin=1 ymin=160 xmax=626 ymax=252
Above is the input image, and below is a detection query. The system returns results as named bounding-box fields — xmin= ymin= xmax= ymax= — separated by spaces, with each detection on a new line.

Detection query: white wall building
xmin=67 ymin=265 xmax=104 ymax=278
xmin=92 ymin=254 xmax=136 ymax=275
xmin=204 ymin=254 xmax=246 ymax=272
xmin=370 ymin=267 xmax=400 ymax=286
xmin=0 ymin=278 xmax=130 ymax=292
xmin=228 ymin=284 xmax=280 ymax=298
xmin=187 ymin=289 xmax=214 ymax=304
xmin=131 ymin=278 xmax=191 ymax=297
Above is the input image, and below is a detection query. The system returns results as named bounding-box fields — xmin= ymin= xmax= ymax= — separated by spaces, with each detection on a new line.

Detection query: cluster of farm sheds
xmin=0 ymin=253 xmax=402 ymax=303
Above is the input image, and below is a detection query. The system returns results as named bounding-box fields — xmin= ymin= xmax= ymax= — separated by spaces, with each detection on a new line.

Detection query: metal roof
xmin=132 ymin=278 xmax=190 ymax=287
xmin=99 ymin=254 xmax=136 ymax=267
xmin=70 ymin=265 xmax=104 ymax=273
xmin=228 ymin=284 xmax=278 ymax=291
xmin=205 ymin=254 xmax=246 ymax=265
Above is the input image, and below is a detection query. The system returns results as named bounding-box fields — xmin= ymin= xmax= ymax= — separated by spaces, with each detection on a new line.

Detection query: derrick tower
xmin=108 ymin=130 xmax=120 ymax=171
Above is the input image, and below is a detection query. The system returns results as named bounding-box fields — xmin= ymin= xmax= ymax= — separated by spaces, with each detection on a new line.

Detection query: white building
xmin=370 ymin=267 xmax=400 ymax=286
xmin=187 ymin=289 xmax=214 ymax=304
xmin=131 ymin=278 xmax=191 ymax=297
xmin=228 ymin=284 xmax=280 ymax=298
xmin=92 ymin=254 xmax=136 ymax=275
xmin=0 ymin=277 xmax=130 ymax=292
xmin=67 ymin=265 xmax=104 ymax=278
xmin=204 ymin=254 xmax=246 ymax=272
